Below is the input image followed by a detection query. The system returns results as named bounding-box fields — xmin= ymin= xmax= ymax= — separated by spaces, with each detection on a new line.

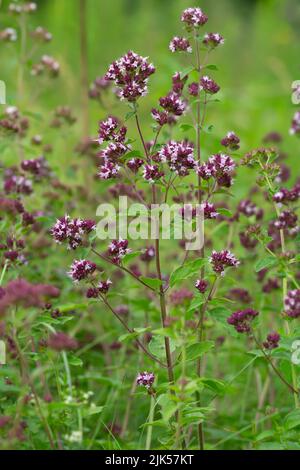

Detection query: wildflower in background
xmin=263 ymin=131 xmax=282 ymax=143
xmin=86 ymin=287 xmax=99 ymax=299
xmin=47 ymin=332 xmax=78 ymax=351
xmin=284 ymin=289 xmax=300 ymax=318
xmin=68 ymin=260 xmax=97 ymax=282
xmin=262 ymin=278 xmax=280 ymax=293
xmin=4 ymin=174 xmax=33 ymax=195
xmin=142 ymin=164 xmax=164 ymax=184
xmin=290 ymin=111 xmax=300 ymax=136
xmin=227 ymin=308 xmax=259 ymax=333
xmin=203 ymin=33 xmax=224 ymax=49
xmin=228 ymin=288 xmax=252 ymax=304
xmin=51 ymin=215 xmax=95 ymax=250
xmin=169 ymin=36 xmax=192 ymax=53
xmin=239 ymin=231 xmax=258 ymax=250
xmin=181 ymin=7 xmax=208 ymax=30
xmin=273 ymin=186 xmax=299 ymax=204
xmin=159 ymin=140 xmax=195 ymax=176
xmin=32 ymin=55 xmax=60 ymax=77
xmin=0 ymin=28 xmax=17 ymax=42
xmin=221 ymin=131 xmax=240 ymax=151
xmin=195 ymin=279 xmax=208 ymax=293
xmin=263 ymin=332 xmax=280 ymax=350
xmin=31 ymin=26 xmax=52 ymax=42
xmin=209 ymin=250 xmax=239 ymax=276
xmin=21 ymin=156 xmax=50 ymax=179
xmin=140 ymin=246 xmax=155 ymax=262
xmin=105 ymin=50 xmax=155 ymax=102
xmin=238 ymin=199 xmax=263 ymax=220
xmin=274 ymin=209 xmax=298 ymax=230
xmin=136 ymin=371 xmax=155 ymax=389
xmin=199 ymin=76 xmax=220 ymax=95
xmin=89 ymin=75 xmax=111 ymax=99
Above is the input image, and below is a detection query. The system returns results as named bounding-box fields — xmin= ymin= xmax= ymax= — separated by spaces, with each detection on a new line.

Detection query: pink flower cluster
xmin=105 ymin=50 xmax=155 ymax=102
xmin=203 ymin=33 xmax=224 ymax=49
xmin=108 ymin=239 xmax=130 ymax=264
xmin=97 ymin=117 xmax=128 ymax=180
xmin=221 ymin=131 xmax=240 ymax=151
xmin=290 ymin=111 xmax=300 ymax=136
xmin=263 ymin=332 xmax=280 ymax=350
xmin=68 ymin=259 xmax=97 ymax=282
xmin=227 ymin=308 xmax=259 ymax=333
xmin=159 ymin=140 xmax=195 ymax=176
xmin=136 ymin=371 xmax=155 ymax=389
xmin=209 ymin=250 xmax=239 ymax=275
xmin=51 ymin=215 xmax=95 ymax=250
xmin=197 ymin=153 xmax=235 ymax=188
xmin=284 ymin=289 xmax=300 ymax=318
xmin=169 ymin=36 xmax=192 ymax=53
xmin=181 ymin=7 xmax=208 ymax=30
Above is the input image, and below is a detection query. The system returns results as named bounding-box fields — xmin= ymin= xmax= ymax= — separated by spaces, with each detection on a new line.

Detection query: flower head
xmin=169 ymin=36 xmax=192 ymax=53
xmin=108 ymin=239 xmax=130 ymax=264
xmin=47 ymin=332 xmax=78 ymax=351
xmin=142 ymin=164 xmax=164 ymax=184
xmin=181 ymin=8 xmax=208 ymax=30
xmin=263 ymin=332 xmax=280 ymax=350
xmin=227 ymin=308 xmax=259 ymax=333
xmin=159 ymin=92 xmax=186 ymax=116
xmin=285 ymin=290 xmax=300 ymax=318
xmin=105 ymin=51 xmax=155 ymax=102
xmin=203 ymin=33 xmax=224 ymax=48
xmin=290 ymin=111 xmax=300 ymax=136
xmin=159 ymin=140 xmax=195 ymax=176
xmin=221 ymin=131 xmax=240 ymax=151
xmin=195 ymin=279 xmax=208 ymax=293
xmin=199 ymin=76 xmax=220 ymax=94
xmin=136 ymin=371 xmax=155 ymax=389
xmin=51 ymin=215 xmax=95 ymax=250
xmin=197 ymin=153 xmax=235 ymax=187
xmin=68 ymin=260 xmax=97 ymax=282
xmin=209 ymin=250 xmax=239 ymax=275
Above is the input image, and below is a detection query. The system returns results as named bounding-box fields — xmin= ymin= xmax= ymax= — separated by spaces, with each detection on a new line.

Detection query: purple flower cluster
xmin=273 ymin=184 xmax=300 ymax=204
xmin=284 ymin=289 xmax=300 ymax=318
xmin=209 ymin=250 xmax=239 ymax=276
xmin=195 ymin=279 xmax=208 ymax=293
xmin=228 ymin=288 xmax=252 ymax=304
xmin=127 ymin=158 xmax=144 ymax=173
xmin=0 ymin=27 xmax=17 ymax=41
xmin=227 ymin=308 xmax=259 ymax=333
xmin=274 ymin=209 xmax=298 ymax=230
xmin=4 ymin=174 xmax=32 ymax=195
xmin=140 ymin=246 xmax=155 ymax=262
xmin=142 ymin=164 xmax=164 ymax=184
xmin=159 ymin=140 xmax=195 ymax=176
xmin=159 ymin=91 xmax=186 ymax=117
xmin=263 ymin=332 xmax=280 ymax=350
xmin=21 ymin=156 xmax=50 ymax=179
xmin=68 ymin=259 xmax=97 ymax=282
xmin=238 ymin=200 xmax=263 ymax=220
xmin=105 ymin=50 xmax=155 ymax=102
xmin=51 ymin=215 xmax=95 ymax=250
xmin=199 ymin=76 xmax=220 ymax=95
xmin=197 ymin=153 xmax=235 ymax=188
xmin=169 ymin=36 xmax=192 ymax=53
xmin=202 ymin=201 xmax=219 ymax=219
xmin=136 ymin=371 xmax=155 ymax=389
xmin=97 ymin=117 xmax=128 ymax=180
xmin=181 ymin=7 xmax=208 ymax=30
xmin=221 ymin=131 xmax=240 ymax=151
xmin=47 ymin=332 xmax=78 ymax=351
xmin=89 ymin=75 xmax=111 ymax=99
xmin=32 ymin=55 xmax=60 ymax=77
xmin=290 ymin=111 xmax=300 ymax=136
xmin=86 ymin=280 xmax=112 ymax=297
xmin=203 ymin=33 xmax=224 ymax=49
xmin=108 ymin=239 xmax=130 ymax=264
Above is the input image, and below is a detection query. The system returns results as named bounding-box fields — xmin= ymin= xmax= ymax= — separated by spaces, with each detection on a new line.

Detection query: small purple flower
xmin=108 ymin=239 xmax=130 ymax=264
xmin=136 ymin=371 xmax=155 ymax=389
xmin=68 ymin=259 xmax=97 ymax=282
xmin=221 ymin=131 xmax=240 ymax=151
xmin=127 ymin=158 xmax=144 ymax=173
xmin=197 ymin=153 xmax=235 ymax=188
xmin=169 ymin=36 xmax=192 ymax=53
xmin=21 ymin=156 xmax=50 ymax=179
xmin=195 ymin=279 xmax=208 ymax=293
xmin=238 ymin=200 xmax=263 ymax=220
xmin=86 ymin=287 xmax=99 ymax=299
xmin=97 ymin=116 xmax=120 ymax=144
xmin=4 ymin=175 xmax=33 ymax=195
xmin=227 ymin=308 xmax=259 ymax=333
xmin=181 ymin=7 xmax=208 ymax=30
xmin=202 ymin=201 xmax=219 ymax=219
xmin=209 ymin=250 xmax=239 ymax=276
xmin=274 ymin=210 xmax=298 ymax=230
xmin=199 ymin=76 xmax=220 ymax=95
xmin=105 ymin=51 xmax=155 ymax=102
xmin=285 ymin=289 xmax=300 ymax=318
xmin=228 ymin=288 xmax=252 ymax=304
xmin=98 ymin=160 xmax=121 ymax=180
xmin=290 ymin=111 xmax=300 ymax=136
xmin=159 ymin=92 xmax=186 ymax=116
xmin=98 ymin=279 xmax=112 ymax=294
xmin=172 ymin=72 xmax=187 ymax=95
xmin=142 ymin=164 xmax=164 ymax=184
xmin=203 ymin=33 xmax=224 ymax=48
xmin=151 ymin=108 xmax=169 ymax=126
xmin=159 ymin=140 xmax=195 ymax=176
xmin=51 ymin=215 xmax=95 ymax=250
xmin=263 ymin=332 xmax=280 ymax=350
xmin=188 ymin=82 xmax=199 ymax=96
xmin=140 ymin=246 xmax=155 ymax=262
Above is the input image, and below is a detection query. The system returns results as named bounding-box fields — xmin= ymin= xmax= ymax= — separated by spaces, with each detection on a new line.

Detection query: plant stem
xmin=79 ymin=0 xmax=89 ymax=136
xmin=145 ymin=394 xmax=155 ymax=450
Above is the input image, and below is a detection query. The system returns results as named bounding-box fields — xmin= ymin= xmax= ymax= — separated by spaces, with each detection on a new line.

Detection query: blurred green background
xmin=1 ymin=0 xmax=300 ymax=175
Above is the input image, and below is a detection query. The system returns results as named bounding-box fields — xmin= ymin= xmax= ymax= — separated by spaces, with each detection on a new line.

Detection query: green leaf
xmin=179 ymin=123 xmax=194 ymax=132
xmin=284 ymin=410 xmax=300 ymax=430
xmin=200 ymin=377 xmax=226 ymax=394
xmin=254 ymin=256 xmax=277 ymax=272
xmin=217 ymin=208 xmax=233 ymax=217
xmin=119 ymin=327 xmax=150 ymax=343
xmin=140 ymin=276 xmax=162 ymax=290
xmin=122 ymin=251 xmax=141 ymax=265
xmin=204 ymin=64 xmax=219 ymax=71
xmin=185 ymin=341 xmax=214 ymax=361
xmin=67 ymin=354 xmax=83 ymax=367
xmin=169 ymin=258 xmax=205 ymax=287
xmin=88 ymin=406 xmax=104 ymax=416
xmin=159 ymin=394 xmax=178 ymax=422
